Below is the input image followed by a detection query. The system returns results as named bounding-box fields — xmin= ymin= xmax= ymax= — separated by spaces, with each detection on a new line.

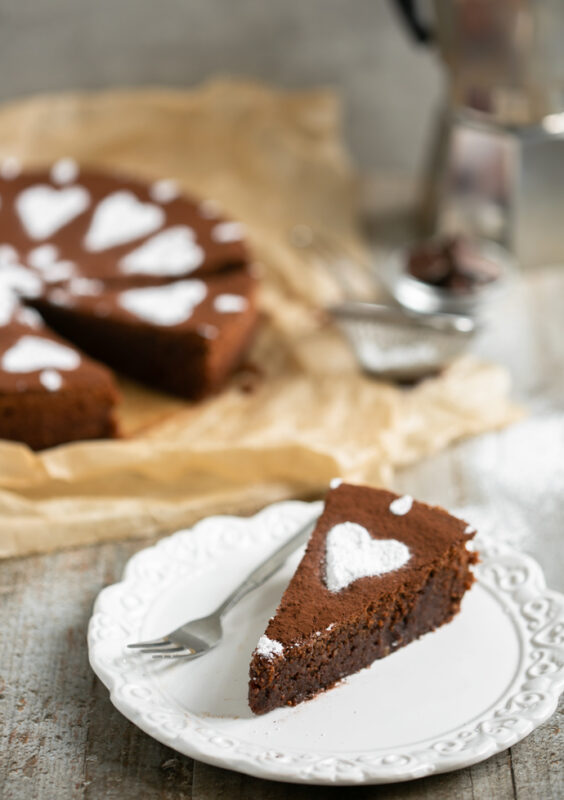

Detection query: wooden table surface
xmin=1 ymin=267 xmax=563 ymax=799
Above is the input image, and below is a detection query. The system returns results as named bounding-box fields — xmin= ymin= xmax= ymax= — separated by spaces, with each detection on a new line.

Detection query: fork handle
xmin=216 ymin=514 xmax=319 ymax=618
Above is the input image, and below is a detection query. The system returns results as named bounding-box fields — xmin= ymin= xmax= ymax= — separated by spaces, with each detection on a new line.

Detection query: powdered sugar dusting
xmin=211 ymin=221 xmax=245 ymax=243
xmin=16 ymin=185 xmax=90 ymax=239
xmin=0 ymin=291 xmax=19 ymax=325
xmin=2 ymin=335 xmax=81 ymax=373
xmin=1 ymin=157 xmax=21 ymax=180
xmin=50 ymin=158 xmax=79 ymax=185
xmin=27 ymin=244 xmax=75 ymax=282
xmin=39 ymin=369 xmax=63 ymax=391
xmin=199 ymin=199 xmax=221 ymax=219
xmin=255 ymin=635 xmax=283 ymax=660
xmin=325 ymin=522 xmax=411 ymax=592
xmin=118 ymin=280 xmax=207 ymax=326
xmin=213 ymin=294 xmax=248 ymax=313
xmin=389 ymin=495 xmax=413 ymax=516
xmin=48 ymin=288 xmax=73 ymax=307
xmin=0 ymin=263 xmax=43 ymax=299
xmin=27 ymin=244 xmax=60 ymax=269
xmin=84 ymin=191 xmax=164 ymax=251
xmin=449 ymin=416 xmax=564 ymax=593
xmin=16 ymin=307 xmax=42 ymax=328
xmin=150 ymin=179 xmax=179 ymax=204
xmin=69 ymin=278 xmax=104 ymax=296
xmin=197 ymin=323 xmax=219 ymax=340
xmin=120 ymin=226 xmax=203 ymax=277
xmin=0 ymin=245 xmax=18 ymax=264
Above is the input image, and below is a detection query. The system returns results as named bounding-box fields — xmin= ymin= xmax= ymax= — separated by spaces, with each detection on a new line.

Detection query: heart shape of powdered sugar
xmin=84 ymin=191 xmax=164 ymax=251
xmin=27 ymin=244 xmax=75 ymax=283
xmin=16 ymin=185 xmax=90 ymax=240
xmin=325 ymin=522 xmax=410 ymax=593
xmin=118 ymin=279 xmax=207 ymax=326
xmin=2 ymin=335 xmax=81 ymax=373
xmin=119 ymin=225 xmax=204 ymax=276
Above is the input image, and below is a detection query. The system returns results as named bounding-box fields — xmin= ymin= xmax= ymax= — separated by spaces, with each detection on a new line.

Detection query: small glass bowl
xmin=381 ymin=239 xmax=516 ymax=319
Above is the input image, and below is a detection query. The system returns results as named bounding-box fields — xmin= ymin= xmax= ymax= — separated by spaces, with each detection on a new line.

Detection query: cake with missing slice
xmin=248 ymin=482 xmax=477 ymax=715
xmin=0 ymin=157 xmax=259 ymax=447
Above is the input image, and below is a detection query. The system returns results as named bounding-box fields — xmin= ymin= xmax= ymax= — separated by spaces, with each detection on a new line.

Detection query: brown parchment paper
xmin=0 ymin=80 xmax=520 ymax=559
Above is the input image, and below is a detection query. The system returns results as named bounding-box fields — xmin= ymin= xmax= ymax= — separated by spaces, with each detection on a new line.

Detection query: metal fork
xmin=127 ymin=513 xmax=318 ymax=659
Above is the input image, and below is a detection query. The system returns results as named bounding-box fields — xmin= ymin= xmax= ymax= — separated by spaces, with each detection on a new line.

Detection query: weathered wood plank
xmin=510 ymin=700 xmax=564 ymax=800
xmin=0 ymin=547 xmax=105 ymax=800
xmin=467 ymin=750 xmax=516 ymax=800
xmin=84 ymin=676 xmax=194 ymax=800
xmin=192 ymin=760 xmax=331 ymax=799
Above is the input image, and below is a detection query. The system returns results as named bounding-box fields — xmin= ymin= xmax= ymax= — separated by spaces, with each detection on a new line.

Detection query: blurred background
xmin=5 ymin=0 xmax=564 ymax=267
xmin=0 ymin=0 xmax=442 ymax=178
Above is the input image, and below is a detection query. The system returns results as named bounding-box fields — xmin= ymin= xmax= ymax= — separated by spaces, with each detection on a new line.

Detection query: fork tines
xmin=127 ymin=639 xmax=195 ymax=657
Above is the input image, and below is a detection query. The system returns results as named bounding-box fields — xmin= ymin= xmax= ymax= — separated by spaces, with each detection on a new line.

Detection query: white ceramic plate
xmin=88 ymin=500 xmax=564 ymax=786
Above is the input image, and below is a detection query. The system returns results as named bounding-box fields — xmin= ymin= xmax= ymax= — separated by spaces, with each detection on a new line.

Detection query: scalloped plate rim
xmin=87 ymin=499 xmax=564 ymax=785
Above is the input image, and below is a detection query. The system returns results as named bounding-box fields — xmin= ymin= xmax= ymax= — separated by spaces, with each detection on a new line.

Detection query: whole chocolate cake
xmin=0 ymin=158 xmax=258 ymax=448
xmin=248 ymin=482 xmax=477 ymax=715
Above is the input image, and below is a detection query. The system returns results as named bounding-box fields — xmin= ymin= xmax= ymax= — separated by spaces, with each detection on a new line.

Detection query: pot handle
xmin=392 ymin=0 xmax=434 ymax=44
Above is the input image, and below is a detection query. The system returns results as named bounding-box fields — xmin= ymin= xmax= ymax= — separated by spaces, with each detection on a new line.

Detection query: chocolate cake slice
xmin=0 ymin=314 xmax=118 ymax=450
xmin=248 ymin=482 xmax=477 ymax=715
